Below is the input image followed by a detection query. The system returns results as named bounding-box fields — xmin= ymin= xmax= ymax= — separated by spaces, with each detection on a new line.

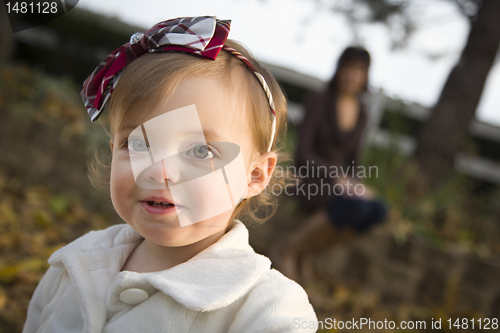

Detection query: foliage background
xmin=0 ymin=63 xmax=118 ymax=332
xmin=1 ymin=62 xmax=499 ymax=332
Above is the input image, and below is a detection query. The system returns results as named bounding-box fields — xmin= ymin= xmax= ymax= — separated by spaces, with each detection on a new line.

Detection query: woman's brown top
xmin=295 ymin=91 xmax=368 ymax=209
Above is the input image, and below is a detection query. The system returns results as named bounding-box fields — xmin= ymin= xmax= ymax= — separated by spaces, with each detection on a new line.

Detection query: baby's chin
xmin=128 ymin=215 xmax=231 ymax=247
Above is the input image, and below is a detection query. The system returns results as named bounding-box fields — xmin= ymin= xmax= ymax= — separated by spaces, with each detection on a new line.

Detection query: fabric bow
xmin=81 ymin=16 xmax=231 ymax=122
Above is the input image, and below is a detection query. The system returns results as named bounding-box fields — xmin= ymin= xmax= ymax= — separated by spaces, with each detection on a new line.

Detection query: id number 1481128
xmin=5 ymin=2 xmax=59 ymax=14
xmin=447 ymin=318 xmax=498 ymax=330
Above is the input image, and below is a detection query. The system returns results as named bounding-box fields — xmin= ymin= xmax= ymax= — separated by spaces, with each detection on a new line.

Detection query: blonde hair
xmin=88 ymin=39 xmax=290 ymax=224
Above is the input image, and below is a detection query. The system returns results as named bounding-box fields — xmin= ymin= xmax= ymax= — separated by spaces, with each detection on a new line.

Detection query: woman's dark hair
xmin=326 ymin=46 xmax=371 ymax=94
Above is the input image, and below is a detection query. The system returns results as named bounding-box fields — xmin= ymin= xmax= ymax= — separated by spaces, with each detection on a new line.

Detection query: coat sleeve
xmin=295 ymin=92 xmax=333 ymax=172
xmin=228 ymin=270 xmax=318 ymax=333
xmin=344 ymin=108 xmax=368 ymax=180
xmin=23 ymin=266 xmax=63 ymax=333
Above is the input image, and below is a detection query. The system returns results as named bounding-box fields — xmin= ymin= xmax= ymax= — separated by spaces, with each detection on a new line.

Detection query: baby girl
xmin=23 ymin=16 xmax=318 ymax=333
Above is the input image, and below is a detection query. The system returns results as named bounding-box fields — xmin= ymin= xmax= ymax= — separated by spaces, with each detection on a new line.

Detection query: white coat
xmin=23 ymin=221 xmax=318 ymax=333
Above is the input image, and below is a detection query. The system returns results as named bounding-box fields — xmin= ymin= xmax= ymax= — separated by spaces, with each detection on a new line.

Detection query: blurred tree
xmin=303 ymin=0 xmax=415 ymax=49
xmin=303 ymin=0 xmax=500 ymax=189
xmin=0 ymin=1 xmax=15 ymax=62
xmin=414 ymin=0 xmax=500 ymax=189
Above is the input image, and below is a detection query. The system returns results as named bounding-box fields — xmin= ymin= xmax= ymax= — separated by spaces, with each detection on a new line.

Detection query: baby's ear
xmin=110 ymin=139 xmax=114 ymax=152
xmin=245 ymin=152 xmax=277 ymax=198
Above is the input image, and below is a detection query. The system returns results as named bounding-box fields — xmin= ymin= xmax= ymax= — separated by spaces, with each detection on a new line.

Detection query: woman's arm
xmin=295 ymin=93 xmax=334 ymax=172
xmin=342 ymin=110 xmax=375 ymax=200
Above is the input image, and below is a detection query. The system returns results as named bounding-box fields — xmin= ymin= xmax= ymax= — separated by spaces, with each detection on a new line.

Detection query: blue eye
xmin=187 ymin=145 xmax=215 ymax=160
xmin=128 ymin=138 xmax=149 ymax=152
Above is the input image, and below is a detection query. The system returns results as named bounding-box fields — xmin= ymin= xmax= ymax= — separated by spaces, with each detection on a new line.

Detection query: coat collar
xmin=48 ymin=221 xmax=271 ymax=313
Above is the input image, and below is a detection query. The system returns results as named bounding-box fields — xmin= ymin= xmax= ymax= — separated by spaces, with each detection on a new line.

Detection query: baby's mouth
xmin=146 ymin=200 xmax=174 ymax=208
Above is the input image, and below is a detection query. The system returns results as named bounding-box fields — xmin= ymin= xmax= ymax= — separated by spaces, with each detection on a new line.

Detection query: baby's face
xmin=110 ymin=75 xmax=257 ymax=247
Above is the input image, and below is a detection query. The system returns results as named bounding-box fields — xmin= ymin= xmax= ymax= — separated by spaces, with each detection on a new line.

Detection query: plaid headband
xmin=81 ymin=16 xmax=276 ymax=152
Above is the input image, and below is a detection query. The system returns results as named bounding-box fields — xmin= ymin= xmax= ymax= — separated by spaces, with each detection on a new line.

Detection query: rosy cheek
xmin=110 ymin=158 xmax=136 ymax=213
xmin=113 ymin=155 xmax=135 ymax=181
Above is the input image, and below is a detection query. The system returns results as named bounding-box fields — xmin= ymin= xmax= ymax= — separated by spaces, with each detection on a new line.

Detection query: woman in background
xmin=272 ymin=47 xmax=387 ymax=282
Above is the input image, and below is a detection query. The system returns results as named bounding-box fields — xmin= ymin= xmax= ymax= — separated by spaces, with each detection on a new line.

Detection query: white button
xmin=119 ymin=288 xmax=149 ymax=305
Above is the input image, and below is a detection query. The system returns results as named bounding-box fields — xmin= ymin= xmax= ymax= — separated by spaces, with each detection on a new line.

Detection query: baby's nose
xmin=147 ymin=159 xmax=180 ymax=184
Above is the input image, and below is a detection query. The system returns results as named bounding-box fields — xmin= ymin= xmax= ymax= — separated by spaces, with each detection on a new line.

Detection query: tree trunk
xmin=414 ymin=0 xmax=500 ymax=189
